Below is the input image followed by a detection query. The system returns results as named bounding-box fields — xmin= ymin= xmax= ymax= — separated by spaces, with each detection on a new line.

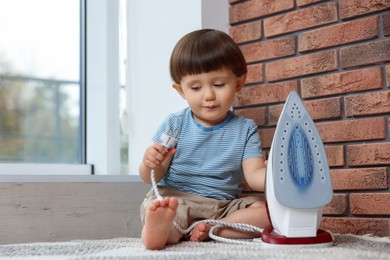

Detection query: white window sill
xmin=0 ymin=164 xmax=142 ymax=182
xmin=0 ymin=174 xmax=142 ymax=183
xmin=0 ymin=164 xmax=92 ymax=175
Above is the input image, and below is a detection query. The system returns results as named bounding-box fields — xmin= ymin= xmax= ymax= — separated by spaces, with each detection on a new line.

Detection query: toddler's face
xmin=173 ymin=68 xmax=245 ymax=127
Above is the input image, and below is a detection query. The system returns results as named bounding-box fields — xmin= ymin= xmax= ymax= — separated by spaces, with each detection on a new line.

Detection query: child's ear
xmin=172 ymin=83 xmax=186 ymax=99
xmin=236 ymin=74 xmax=247 ymax=92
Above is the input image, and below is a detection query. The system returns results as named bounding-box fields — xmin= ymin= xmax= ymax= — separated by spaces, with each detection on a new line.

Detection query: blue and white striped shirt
xmin=153 ymin=107 xmax=262 ymax=200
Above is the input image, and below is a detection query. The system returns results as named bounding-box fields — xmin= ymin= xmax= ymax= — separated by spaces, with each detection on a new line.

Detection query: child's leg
xmin=141 ymin=197 xmax=183 ymax=250
xmin=190 ymin=200 xmax=269 ymax=242
xmin=214 ymin=201 xmax=269 ymax=239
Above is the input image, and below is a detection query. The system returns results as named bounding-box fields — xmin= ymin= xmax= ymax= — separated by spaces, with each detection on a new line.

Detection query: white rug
xmin=0 ymin=234 xmax=389 ymax=259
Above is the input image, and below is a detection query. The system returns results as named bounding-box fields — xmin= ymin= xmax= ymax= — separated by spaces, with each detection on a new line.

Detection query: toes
xmin=197 ymin=222 xmax=208 ymax=233
xmin=159 ymin=197 xmax=169 ymax=207
xmin=152 ymin=197 xmax=170 ymax=207
xmin=149 ymin=204 xmax=157 ymax=211
xmin=168 ymin=197 xmax=179 ymax=210
xmin=189 ymin=222 xmax=210 ymax=242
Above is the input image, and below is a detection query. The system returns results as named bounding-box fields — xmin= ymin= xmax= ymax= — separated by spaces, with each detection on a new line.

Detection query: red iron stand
xmin=261 ymin=226 xmax=334 ymax=247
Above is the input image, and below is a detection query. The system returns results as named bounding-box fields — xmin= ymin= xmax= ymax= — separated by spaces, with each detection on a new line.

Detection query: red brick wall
xmin=230 ymin=0 xmax=390 ymax=236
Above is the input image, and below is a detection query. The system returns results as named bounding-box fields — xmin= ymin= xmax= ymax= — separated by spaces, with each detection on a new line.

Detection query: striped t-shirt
xmin=152 ymin=107 xmax=263 ymax=200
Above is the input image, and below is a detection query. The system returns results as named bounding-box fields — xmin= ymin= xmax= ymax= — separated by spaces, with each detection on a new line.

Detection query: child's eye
xmin=214 ymin=83 xmax=225 ymax=87
xmin=191 ymin=86 xmax=201 ymax=91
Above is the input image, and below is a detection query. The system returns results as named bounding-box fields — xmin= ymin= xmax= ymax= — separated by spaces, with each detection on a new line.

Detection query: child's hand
xmin=142 ymin=143 xmax=176 ymax=170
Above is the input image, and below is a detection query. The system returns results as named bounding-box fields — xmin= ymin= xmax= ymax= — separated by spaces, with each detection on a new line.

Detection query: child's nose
xmin=204 ymin=87 xmax=215 ymax=100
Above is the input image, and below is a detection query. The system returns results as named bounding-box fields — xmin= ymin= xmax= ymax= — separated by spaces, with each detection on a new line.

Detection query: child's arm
xmin=139 ymin=142 xmax=176 ymax=185
xmin=242 ymin=157 xmax=267 ymax=192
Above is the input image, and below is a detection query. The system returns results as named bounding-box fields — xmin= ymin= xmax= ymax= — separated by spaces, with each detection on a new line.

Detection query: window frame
xmin=85 ymin=0 xmax=121 ymax=175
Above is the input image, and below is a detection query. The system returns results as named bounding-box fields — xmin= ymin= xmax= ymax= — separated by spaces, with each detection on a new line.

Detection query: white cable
xmin=151 ymin=169 xmax=263 ymax=244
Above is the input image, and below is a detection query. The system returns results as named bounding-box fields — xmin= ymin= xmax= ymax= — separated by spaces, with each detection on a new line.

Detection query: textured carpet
xmin=0 ymin=234 xmax=389 ymax=260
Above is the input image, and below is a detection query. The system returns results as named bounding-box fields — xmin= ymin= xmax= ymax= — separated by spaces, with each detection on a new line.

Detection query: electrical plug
xmin=160 ymin=127 xmax=179 ymax=151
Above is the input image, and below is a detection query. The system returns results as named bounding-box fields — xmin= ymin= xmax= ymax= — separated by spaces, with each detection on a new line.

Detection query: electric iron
xmin=261 ymin=91 xmax=334 ymax=247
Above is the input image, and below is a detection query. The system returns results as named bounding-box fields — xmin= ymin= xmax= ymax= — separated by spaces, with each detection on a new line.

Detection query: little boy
xmin=139 ymin=29 xmax=269 ymax=250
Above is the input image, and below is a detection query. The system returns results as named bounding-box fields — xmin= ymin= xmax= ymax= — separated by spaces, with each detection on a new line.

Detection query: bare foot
xmin=189 ymin=222 xmax=211 ymax=242
xmin=142 ymin=197 xmax=179 ymax=250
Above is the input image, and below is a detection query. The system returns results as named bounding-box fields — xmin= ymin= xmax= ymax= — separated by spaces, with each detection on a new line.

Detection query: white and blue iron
xmin=261 ymin=91 xmax=334 ymax=247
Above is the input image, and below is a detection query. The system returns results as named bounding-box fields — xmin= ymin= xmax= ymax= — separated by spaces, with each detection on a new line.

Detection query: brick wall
xmin=230 ymin=0 xmax=390 ymax=236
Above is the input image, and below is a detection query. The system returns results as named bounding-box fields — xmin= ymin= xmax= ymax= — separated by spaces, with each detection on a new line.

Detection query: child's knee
xmin=248 ymin=200 xmax=266 ymax=209
xmin=248 ymin=201 xmax=270 ymax=225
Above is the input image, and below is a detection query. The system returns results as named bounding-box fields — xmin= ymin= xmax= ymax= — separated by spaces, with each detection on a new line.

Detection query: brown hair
xmin=169 ymin=29 xmax=247 ymax=84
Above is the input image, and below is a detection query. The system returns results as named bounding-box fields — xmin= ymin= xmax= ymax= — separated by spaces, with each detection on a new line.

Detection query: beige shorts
xmin=140 ymin=186 xmax=263 ymax=235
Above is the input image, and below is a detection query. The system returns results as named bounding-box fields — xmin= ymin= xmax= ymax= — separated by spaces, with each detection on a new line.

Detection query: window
xmin=0 ymin=0 xmax=82 ymax=164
